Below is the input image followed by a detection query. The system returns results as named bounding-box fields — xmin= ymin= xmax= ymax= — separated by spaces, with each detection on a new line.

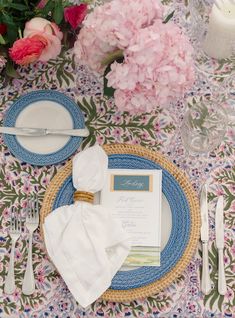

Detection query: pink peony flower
xmin=74 ymin=26 xmax=116 ymax=72
xmin=10 ymin=17 xmax=63 ymax=65
xmin=74 ymin=0 xmax=164 ymax=71
xmin=84 ymin=0 xmax=163 ymax=48
xmin=106 ymin=20 xmax=195 ymax=113
xmin=74 ymin=0 xmax=195 ymax=113
xmin=114 ymin=85 xmax=158 ymax=113
xmin=64 ymin=4 xmax=88 ymax=29
xmin=106 ymin=62 xmax=142 ymax=90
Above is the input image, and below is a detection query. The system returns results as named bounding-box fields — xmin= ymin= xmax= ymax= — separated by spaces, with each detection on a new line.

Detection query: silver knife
xmin=216 ymin=196 xmax=227 ymax=295
xmin=200 ymin=184 xmax=211 ymax=295
xmin=0 ymin=127 xmax=89 ymax=137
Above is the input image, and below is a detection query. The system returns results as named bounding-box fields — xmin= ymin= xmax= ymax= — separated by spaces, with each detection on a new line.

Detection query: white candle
xmin=203 ymin=0 xmax=235 ymax=59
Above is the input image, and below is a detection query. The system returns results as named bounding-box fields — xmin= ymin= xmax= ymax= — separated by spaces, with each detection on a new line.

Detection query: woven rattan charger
xmin=40 ymin=144 xmax=200 ymax=302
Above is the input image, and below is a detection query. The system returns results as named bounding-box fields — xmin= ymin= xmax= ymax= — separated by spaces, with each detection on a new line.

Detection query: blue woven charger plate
xmin=3 ymin=90 xmax=85 ymax=166
xmin=52 ymin=153 xmax=191 ymax=290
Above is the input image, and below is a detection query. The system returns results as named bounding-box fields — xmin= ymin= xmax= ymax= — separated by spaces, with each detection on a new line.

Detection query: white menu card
xmin=100 ymin=169 xmax=162 ymax=266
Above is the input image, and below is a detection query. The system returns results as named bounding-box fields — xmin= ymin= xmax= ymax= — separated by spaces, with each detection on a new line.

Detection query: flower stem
xmin=18 ymin=28 xmax=23 ymax=39
xmin=101 ymin=49 xmax=124 ymax=67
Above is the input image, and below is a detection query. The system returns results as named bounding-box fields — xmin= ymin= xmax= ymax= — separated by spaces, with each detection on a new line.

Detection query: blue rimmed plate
xmin=52 ymin=154 xmax=191 ymax=289
xmin=3 ymin=90 xmax=85 ymax=166
xmin=40 ymin=144 xmax=200 ymax=301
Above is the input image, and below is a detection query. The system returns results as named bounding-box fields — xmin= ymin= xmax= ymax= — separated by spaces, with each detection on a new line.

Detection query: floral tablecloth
xmin=0 ymin=1 xmax=234 ymax=317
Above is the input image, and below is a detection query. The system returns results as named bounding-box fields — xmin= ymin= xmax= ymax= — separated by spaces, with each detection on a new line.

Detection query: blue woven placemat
xmin=52 ymin=153 xmax=191 ymax=290
xmin=3 ymin=90 xmax=85 ymax=166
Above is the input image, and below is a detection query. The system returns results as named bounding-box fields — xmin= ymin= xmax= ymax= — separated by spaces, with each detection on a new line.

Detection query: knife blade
xmin=0 ymin=127 xmax=89 ymax=137
xmin=216 ymin=196 xmax=224 ymax=249
xmin=200 ymin=184 xmax=209 ymax=242
xmin=200 ymin=184 xmax=211 ymax=295
xmin=216 ymin=196 xmax=227 ymax=295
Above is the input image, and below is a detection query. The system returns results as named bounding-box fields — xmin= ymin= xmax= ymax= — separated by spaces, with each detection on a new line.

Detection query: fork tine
xmin=14 ymin=208 xmax=18 ymax=232
xmin=31 ymin=196 xmax=35 ymax=220
xmin=11 ymin=207 xmax=17 ymax=232
xmin=31 ymin=196 xmax=35 ymax=219
xmin=31 ymin=195 xmax=38 ymax=221
xmin=10 ymin=207 xmax=15 ymax=231
xmin=17 ymin=210 xmax=21 ymax=232
xmin=17 ymin=212 xmax=19 ymax=232
xmin=28 ymin=197 xmax=32 ymax=221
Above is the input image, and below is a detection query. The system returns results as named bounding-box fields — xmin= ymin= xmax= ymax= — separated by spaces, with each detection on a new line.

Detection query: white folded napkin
xmin=43 ymin=145 xmax=130 ymax=307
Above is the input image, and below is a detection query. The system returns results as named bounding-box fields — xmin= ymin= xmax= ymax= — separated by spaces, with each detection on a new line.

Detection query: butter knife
xmin=0 ymin=127 xmax=89 ymax=137
xmin=216 ymin=196 xmax=227 ymax=295
xmin=200 ymin=184 xmax=211 ymax=295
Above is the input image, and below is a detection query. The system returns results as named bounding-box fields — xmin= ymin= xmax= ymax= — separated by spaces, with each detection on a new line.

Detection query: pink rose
xmin=9 ymin=35 xmax=47 ymax=65
xmin=24 ymin=18 xmax=63 ymax=40
xmin=64 ymin=4 xmax=88 ymax=29
xmin=24 ymin=17 xmax=63 ymax=61
xmin=10 ymin=17 xmax=63 ymax=65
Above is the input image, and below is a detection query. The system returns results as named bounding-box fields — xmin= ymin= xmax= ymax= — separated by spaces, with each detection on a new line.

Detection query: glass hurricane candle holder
xmin=188 ymin=0 xmax=235 ymax=76
xmin=181 ymin=98 xmax=228 ymax=154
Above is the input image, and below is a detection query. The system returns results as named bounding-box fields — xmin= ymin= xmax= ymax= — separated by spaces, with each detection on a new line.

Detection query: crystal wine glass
xmin=181 ymin=98 xmax=228 ymax=154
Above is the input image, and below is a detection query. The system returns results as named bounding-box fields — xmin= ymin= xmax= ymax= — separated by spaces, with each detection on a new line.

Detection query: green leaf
xmin=53 ymin=0 xmax=64 ymax=24
xmin=217 ymin=295 xmax=224 ymax=311
xmin=5 ymin=20 xmax=18 ymax=44
xmin=163 ymin=10 xmax=175 ymax=24
xmin=71 ymin=53 xmax=76 ymax=70
xmin=2 ymin=12 xmax=15 ymax=26
xmin=60 ymin=72 xmax=70 ymax=86
xmin=5 ymin=60 xmax=20 ymax=79
xmin=208 ymin=291 xmax=220 ymax=309
xmin=77 ymin=100 xmax=87 ymax=114
xmin=8 ymin=3 xmax=28 ymax=10
xmin=0 ymin=34 xmax=6 ymax=45
xmin=81 ymin=130 xmax=96 ymax=149
xmin=64 ymin=69 xmax=74 ymax=82
xmin=80 ymin=97 xmax=95 ymax=117
xmin=104 ymin=70 xmax=115 ymax=98
xmin=40 ymin=0 xmax=55 ymax=17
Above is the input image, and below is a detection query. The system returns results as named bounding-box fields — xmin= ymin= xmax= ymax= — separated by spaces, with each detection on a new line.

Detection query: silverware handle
xmin=0 ymin=127 xmax=46 ymax=136
xmin=201 ymin=242 xmax=211 ymax=295
xmin=4 ymin=240 xmax=16 ymax=294
xmin=22 ymin=234 xmax=35 ymax=295
xmin=47 ymin=127 xmax=89 ymax=137
xmin=218 ymin=248 xmax=226 ymax=295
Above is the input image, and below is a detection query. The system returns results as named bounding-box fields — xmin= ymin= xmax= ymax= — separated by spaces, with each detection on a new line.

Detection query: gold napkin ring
xmin=74 ymin=191 xmax=94 ymax=204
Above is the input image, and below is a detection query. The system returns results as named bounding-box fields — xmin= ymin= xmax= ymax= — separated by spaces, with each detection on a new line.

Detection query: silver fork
xmin=4 ymin=207 xmax=22 ymax=294
xmin=22 ymin=197 xmax=39 ymax=295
